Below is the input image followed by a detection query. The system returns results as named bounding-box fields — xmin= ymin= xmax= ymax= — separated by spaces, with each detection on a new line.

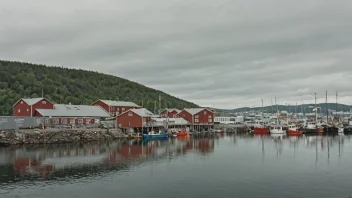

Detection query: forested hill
xmin=0 ymin=60 xmax=198 ymax=116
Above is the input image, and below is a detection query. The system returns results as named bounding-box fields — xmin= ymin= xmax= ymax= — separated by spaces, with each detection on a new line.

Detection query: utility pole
xmin=261 ymin=98 xmax=263 ymax=113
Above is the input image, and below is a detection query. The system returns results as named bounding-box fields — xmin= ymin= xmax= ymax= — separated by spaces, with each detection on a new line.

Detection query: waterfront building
xmin=13 ymin=98 xmax=54 ymax=117
xmin=177 ymin=108 xmax=214 ymax=131
xmin=92 ymin=100 xmax=141 ymax=116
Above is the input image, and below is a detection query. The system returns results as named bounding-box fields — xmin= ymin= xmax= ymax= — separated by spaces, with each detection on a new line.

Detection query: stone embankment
xmin=0 ymin=128 xmax=129 ymax=145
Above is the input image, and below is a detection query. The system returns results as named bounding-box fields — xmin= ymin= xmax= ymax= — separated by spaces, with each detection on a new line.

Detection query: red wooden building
xmin=13 ymin=98 xmax=54 ymax=117
xmin=34 ymin=104 xmax=110 ymax=126
xmin=117 ymin=108 xmax=156 ymax=130
xmin=177 ymin=108 xmax=214 ymax=131
xmin=92 ymin=100 xmax=141 ymax=116
xmin=160 ymin=108 xmax=181 ymax=118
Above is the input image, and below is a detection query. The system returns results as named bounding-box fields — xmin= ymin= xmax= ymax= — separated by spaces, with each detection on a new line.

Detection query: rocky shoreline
xmin=0 ymin=128 xmax=130 ymax=145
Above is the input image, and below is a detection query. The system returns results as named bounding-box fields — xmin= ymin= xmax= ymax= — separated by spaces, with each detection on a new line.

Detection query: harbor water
xmin=1 ymin=134 xmax=352 ymax=198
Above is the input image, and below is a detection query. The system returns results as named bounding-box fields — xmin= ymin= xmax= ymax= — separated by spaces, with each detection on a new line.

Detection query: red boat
xmin=177 ymin=131 xmax=190 ymax=136
xmin=287 ymin=124 xmax=302 ymax=135
xmin=253 ymin=126 xmax=269 ymax=134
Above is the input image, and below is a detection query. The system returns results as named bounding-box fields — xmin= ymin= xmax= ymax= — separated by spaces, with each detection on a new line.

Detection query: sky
xmin=1 ymin=0 xmax=352 ymax=109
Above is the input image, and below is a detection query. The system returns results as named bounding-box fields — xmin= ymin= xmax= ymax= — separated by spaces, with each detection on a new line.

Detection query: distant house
xmin=92 ymin=100 xmax=141 ymax=116
xmin=13 ymin=98 xmax=54 ymax=117
xmin=34 ymin=104 xmax=110 ymax=126
xmin=160 ymin=108 xmax=181 ymax=118
xmin=177 ymin=108 xmax=214 ymax=131
xmin=117 ymin=108 xmax=157 ymax=129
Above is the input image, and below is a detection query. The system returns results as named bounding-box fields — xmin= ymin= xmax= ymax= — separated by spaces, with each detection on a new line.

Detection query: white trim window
xmin=70 ymin=119 xmax=75 ymax=124
xmin=18 ymin=109 xmax=21 ymax=113
xmin=208 ymin=119 xmax=212 ymax=123
xmin=62 ymin=119 xmax=67 ymax=124
xmin=195 ymin=115 xmax=199 ymax=119
xmin=195 ymin=119 xmax=199 ymax=123
xmin=42 ymin=100 xmax=47 ymax=104
xmin=78 ymin=119 xmax=83 ymax=124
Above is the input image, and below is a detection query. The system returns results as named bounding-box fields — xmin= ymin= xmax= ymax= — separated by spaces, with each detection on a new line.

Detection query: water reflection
xmin=0 ymin=138 xmax=215 ymax=185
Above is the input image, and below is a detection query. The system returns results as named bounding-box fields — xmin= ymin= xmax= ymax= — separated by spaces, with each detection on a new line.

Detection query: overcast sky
xmin=1 ymin=0 xmax=352 ymax=109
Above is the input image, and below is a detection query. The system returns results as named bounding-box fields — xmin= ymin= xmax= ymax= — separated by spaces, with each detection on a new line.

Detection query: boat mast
xmin=287 ymin=103 xmax=289 ymax=125
xmin=326 ymin=91 xmax=328 ymax=124
xmin=301 ymin=96 xmax=304 ymax=118
xmin=275 ymin=97 xmax=278 ymax=124
xmin=315 ymin=93 xmax=317 ymax=122
xmin=336 ymin=91 xmax=338 ymax=120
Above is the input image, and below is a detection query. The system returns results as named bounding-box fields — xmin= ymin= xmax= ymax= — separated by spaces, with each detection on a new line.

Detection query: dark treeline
xmin=0 ymin=60 xmax=198 ymax=116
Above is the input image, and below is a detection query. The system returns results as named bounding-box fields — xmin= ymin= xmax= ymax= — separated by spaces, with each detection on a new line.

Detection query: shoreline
xmin=0 ymin=128 xmax=131 ymax=145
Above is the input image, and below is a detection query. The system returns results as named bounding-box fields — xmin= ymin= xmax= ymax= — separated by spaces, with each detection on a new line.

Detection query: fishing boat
xmin=143 ymin=133 xmax=168 ymax=139
xmin=270 ymin=125 xmax=285 ymax=134
xmin=287 ymin=124 xmax=302 ymax=135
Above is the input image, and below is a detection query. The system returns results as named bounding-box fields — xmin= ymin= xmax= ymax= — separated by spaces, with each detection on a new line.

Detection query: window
xmin=78 ymin=119 xmax=83 ymax=124
xmin=70 ymin=119 xmax=75 ymax=124
xmin=195 ymin=119 xmax=199 ymax=123
xmin=62 ymin=119 xmax=67 ymax=124
xmin=208 ymin=119 xmax=212 ymax=123
xmin=54 ymin=119 xmax=59 ymax=124
xmin=45 ymin=119 xmax=49 ymax=124
xmin=42 ymin=100 xmax=46 ymax=104
xmin=208 ymin=115 xmax=212 ymax=119
xmin=122 ymin=108 xmax=125 ymax=111
xmin=204 ymin=111 xmax=207 ymax=115
xmin=117 ymin=108 xmax=119 ymax=111
xmin=21 ymin=101 xmax=23 ymax=104
xmin=18 ymin=109 xmax=21 ymax=113
xmin=128 ymin=112 xmax=133 ymax=116
xmin=195 ymin=115 xmax=199 ymax=119
xmin=27 ymin=109 xmax=29 ymax=112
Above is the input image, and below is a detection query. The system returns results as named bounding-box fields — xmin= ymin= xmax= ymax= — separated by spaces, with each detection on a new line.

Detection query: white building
xmin=214 ymin=116 xmax=244 ymax=124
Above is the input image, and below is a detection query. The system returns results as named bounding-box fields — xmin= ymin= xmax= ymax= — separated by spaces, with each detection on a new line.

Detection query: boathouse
xmin=33 ymin=104 xmax=110 ymax=126
xmin=117 ymin=108 xmax=158 ymax=131
xmin=13 ymin=98 xmax=54 ymax=117
xmin=177 ymin=108 xmax=214 ymax=131
xmin=160 ymin=108 xmax=181 ymax=118
xmin=92 ymin=100 xmax=141 ymax=116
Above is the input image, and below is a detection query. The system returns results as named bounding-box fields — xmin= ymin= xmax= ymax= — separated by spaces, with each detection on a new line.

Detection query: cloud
xmin=1 ymin=0 xmax=352 ymax=109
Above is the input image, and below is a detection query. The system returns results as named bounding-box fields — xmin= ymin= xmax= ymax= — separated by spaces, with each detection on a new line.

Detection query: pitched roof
xmin=99 ymin=100 xmax=140 ymax=107
xmin=23 ymin=98 xmax=46 ymax=105
xmin=163 ymin=108 xmax=181 ymax=113
xmin=36 ymin=104 xmax=110 ymax=117
xmin=183 ymin=108 xmax=207 ymax=115
xmin=130 ymin=108 xmax=158 ymax=117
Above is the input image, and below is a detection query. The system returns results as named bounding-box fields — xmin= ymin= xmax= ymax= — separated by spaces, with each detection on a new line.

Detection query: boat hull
xmin=287 ymin=130 xmax=302 ymax=136
xmin=270 ymin=130 xmax=285 ymax=134
xmin=176 ymin=132 xmax=190 ymax=137
xmin=143 ymin=134 xmax=168 ymax=139
xmin=254 ymin=127 xmax=269 ymax=134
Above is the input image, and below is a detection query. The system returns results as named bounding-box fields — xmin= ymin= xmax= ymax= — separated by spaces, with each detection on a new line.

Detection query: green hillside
xmin=0 ymin=60 xmax=198 ymax=116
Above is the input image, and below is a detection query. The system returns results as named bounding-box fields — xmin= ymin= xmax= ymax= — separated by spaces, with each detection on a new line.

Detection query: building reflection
xmin=0 ymin=138 xmax=215 ymax=183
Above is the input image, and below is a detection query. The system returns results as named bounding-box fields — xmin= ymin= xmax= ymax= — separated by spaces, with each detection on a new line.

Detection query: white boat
xmin=270 ymin=125 xmax=285 ymax=134
xmin=305 ymin=122 xmax=317 ymax=130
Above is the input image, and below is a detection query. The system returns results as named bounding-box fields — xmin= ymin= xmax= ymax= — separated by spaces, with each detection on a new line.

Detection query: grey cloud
xmin=1 ymin=0 xmax=352 ymax=109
